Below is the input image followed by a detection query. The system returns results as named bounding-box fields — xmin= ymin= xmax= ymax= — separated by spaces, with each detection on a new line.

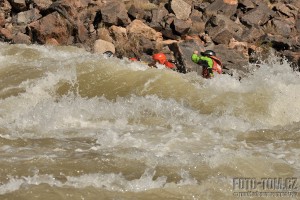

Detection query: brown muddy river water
xmin=0 ymin=42 xmax=299 ymax=199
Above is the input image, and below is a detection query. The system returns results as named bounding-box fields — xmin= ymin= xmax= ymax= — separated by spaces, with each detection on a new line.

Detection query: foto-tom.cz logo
xmin=233 ymin=177 xmax=298 ymax=191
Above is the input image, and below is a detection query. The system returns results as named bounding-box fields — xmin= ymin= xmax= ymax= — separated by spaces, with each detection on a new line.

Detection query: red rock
xmin=29 ymin=12 xmax=71 ymax=45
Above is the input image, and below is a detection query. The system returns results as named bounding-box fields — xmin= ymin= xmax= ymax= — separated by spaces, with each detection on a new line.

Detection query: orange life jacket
xmin=211 ymin=56 xmax=223 ymax=74
xmin=164 ymin=61 xmax=175 ymax=69
xmin=129 ymin=57 xmax=138 ymax=62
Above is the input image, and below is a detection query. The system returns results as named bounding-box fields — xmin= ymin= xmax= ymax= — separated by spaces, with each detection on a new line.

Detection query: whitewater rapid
xmin=0 ymin=42 xmax=299 ymax=199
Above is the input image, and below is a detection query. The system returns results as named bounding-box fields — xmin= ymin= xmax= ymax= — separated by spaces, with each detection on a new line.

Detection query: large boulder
xmin=126 ymin=19 xmax=163 ymax=55
xmin=149 ymin=6 xmax=169 ymax=31
xmin=76 ymin=20 xmax=89 ymax=43
xmin=29 ymin=11 xmax=72 ymax=45
xmin=32 ymin=0 xmax=53 ymax=11
xmin=169 ymin=39 xmax=205 ymax=74
xmin=12 ymin=32 xmax=31 ymax=44
xmin=128 ymin=5 xmax=147 ymax=20
xmin=169 ymin=0 xmax=191 ymax=20
xmin=97 ymin=27 xmax=114 ymax=43
xmin=14 ymin=8 xmax=42 ymax=25
xmin=100 ymin=1 xmax=130 ymax=26
xmin=240 ymin=2 xmax=275 ymax=27
xmin=0 ymin=27 xmax=13 ymax=41
xmin=273 ymin=2 xmax=298 ymax=18
xmin=173 ymin=18 xmax=192 ymax=35
xmin=205 ymin=0 xmax=238 ymax=18
xmin=213 ymin=44 xmax=250 ymax=76
xmin=93 ymin=39 xmax=115 ymax=54
xmin=270 ymin=18 xmax=292 ymax=37
xmin=205 ymin=15 xmax=245 ymax=44
xmin=189 ymin=9 xmax=205 ymax=34
xmin=241 ymin=26 xmax=265 ymax=43
xmin=109 ymin=25 xmax=130 ymax=56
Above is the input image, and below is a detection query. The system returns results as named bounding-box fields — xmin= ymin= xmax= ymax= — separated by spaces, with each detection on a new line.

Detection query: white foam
xmin=0 ymin=168 xmax=198 ymax=195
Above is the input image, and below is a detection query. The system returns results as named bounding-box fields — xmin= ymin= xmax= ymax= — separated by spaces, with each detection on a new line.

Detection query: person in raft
xmin=191 ymin=50 xmax=223 ymax=78
xmin=149 ymin=53 xmax=176 ymax=70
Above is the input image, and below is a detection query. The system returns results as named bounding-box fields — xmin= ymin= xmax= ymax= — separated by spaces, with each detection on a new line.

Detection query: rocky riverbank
xmin=0 ymin=0 xmax=299 ymax=76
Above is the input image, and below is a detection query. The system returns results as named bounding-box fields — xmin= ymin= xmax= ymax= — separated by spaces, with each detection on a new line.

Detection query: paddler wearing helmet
xmin=191 ymin=50 xmax=223 ymax=78
xmin=150 ymin=53 xmax=176 ymax=70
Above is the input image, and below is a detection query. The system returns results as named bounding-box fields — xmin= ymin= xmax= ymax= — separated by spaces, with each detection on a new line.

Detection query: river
xmin=0 ymin=42 xmax=299 ymax=199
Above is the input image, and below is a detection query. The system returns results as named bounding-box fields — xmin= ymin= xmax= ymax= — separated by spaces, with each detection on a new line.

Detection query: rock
xmin=162 ymin=14 xmax=177 ymax=38
xmin=213 ymin=44 xmax=250 ymax=76
xmin=228 ymin=38 xmax=249 ymax=58
xmin=223 ymin=0 xmax=238 ymax=5
xmin=109 ymin=25 xmax=129 ymax=56
xmin=126 ymin=19 xmax=163 ymax=55
xmin=15 ymin=8 xmax=42 ymax=25
xmin=128 ymin=5 xmax=146 ymax=20
xmin=169 ymin=0 xmax=191 ymax=20
xmin=12 ymin=32 xmax=31 ymax=44
xmin=110 ymin=25 xmax=127 ymax=42
xmin=45 ymin=38 xmax=59 ymax=46
xmin=149 ymin=7 xmax=169 ymax=31
xmin=1 ymin=0 xmax=12 ymax=17
xmin=161 ymin=26 xmax=179 ymax=40
xmin=0 ymin=27 xmax=12 ymax=41
xmin=93 ymin=39 xmax=115 ymax=54
xmin=271 ymin=19 xmax=292 ymax=37
xmin=0 ymin=12 xmax=6 ymax=27
xmin=169 ymin=38 xmax=205 ymax=74
xmin=0 ymin=0 xmax=298 ymax=71
xmin=240 ymin=2 xmax=275 ymax=26
xmin=173 ymin=18 xmax=191 ymax=35
xmin=289 ymin=35 xmax=300 ymax=51
xmin=29 ymin=11 xmax=72 ymax=45
xmin=205 ymin=0 xmax=238 ymax=18
xmin=241 ymin=26 xmax=265 ymax=43
xmin=282 ymin=50 xmax=300 ymax=69
xmin=274 ymin=3 xmax=298 ymax=18
xmin=195 ymin=2 xmax=210 ymax=13
xmin=32 ymin=0 xmax=53 ymax=11
xmin=10 ymin=0 xmax=27 ymax=12
xmin=76 ymin=21 xmax=89 ymax=43
xmin=238 ymin=0 xmax=255 ymax=10
xmin=259 ymin=34 xmax=291 ymax=51
xmin=290 ymin=1 xmax=300 ymax=10
xmin=190 ymin=9 xmax=202 ymax=22
xmin=212 ymin=29 xmax=234 ymax=45
xmin=205 ymin=15 xmax=245 ymax=44
xmin=190 ymin=17 xmax=205 ymax=35
xmin=200 ymin=33 xmax=213 ymax=45
xmin=101 ymin=1 xmax=131 ymax=26
xmin=296 ymin=17 xmax=300 ymax=32
xmin=97 ymin=27 xmax=114 ymax=43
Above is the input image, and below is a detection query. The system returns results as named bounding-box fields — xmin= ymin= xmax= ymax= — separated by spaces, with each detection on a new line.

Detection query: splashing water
xmin=0 ymin=42 xmax=299 ymax=199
